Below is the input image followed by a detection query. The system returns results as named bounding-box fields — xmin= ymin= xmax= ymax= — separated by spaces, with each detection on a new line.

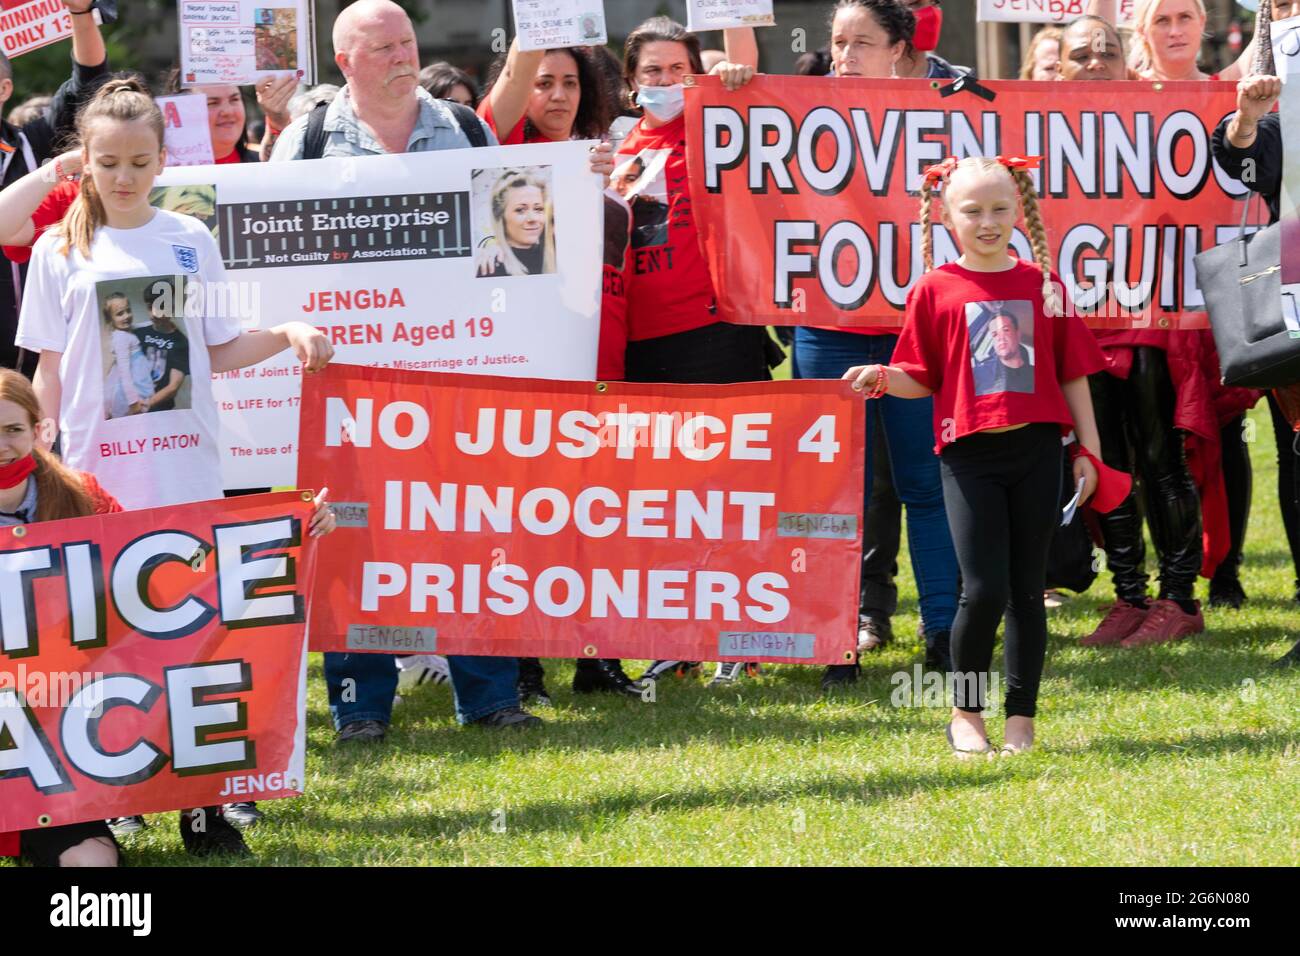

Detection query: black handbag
xmin=1196 ymin=199 xmax=1300 ymax=388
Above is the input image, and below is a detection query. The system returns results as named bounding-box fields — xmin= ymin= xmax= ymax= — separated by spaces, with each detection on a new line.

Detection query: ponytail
xmin=918 ymin=179 xmax=935 ymax=274
xmin=1008 ymin=166 xmax=1061 ymax=317
xmin=57 ymin=75 xmax=164 ymax=258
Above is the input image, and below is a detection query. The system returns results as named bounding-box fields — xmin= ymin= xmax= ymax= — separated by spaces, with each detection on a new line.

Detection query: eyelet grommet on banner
xmin=684 ymin=75 xmax=696 ymax=87
xmin=12 ymin=525 xmax=25 ymax=538
xmin=37 ymin=814 xmax=51 ymax=827
xmin=1157 ymin=317 xmax=1170 ymax=329
xmin=301 ymin=490 xmax=314 ymax=501
xmin=843 ymin=651 xmax=855 ymax=662
xmin=1152 ymin=82 xmax=1164 ymax=92
xmin=595 ymin=382 xmax=608 ymax=393
xmin=583 ymin=644 xmax=598 ymax=657
xmin=930 ymin=80 xmax=941 ymax=90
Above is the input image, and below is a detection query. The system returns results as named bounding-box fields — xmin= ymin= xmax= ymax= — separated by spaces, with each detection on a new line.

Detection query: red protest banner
xmin=0 ymin=492 xmax=317 ymax=833
xmin=0 ymin=0 xmax=82 ymax=58
xmin=685 ymin=76 xmax=1262 ymax=330
xmin=299 ymin=365 xmax=864 ymax=665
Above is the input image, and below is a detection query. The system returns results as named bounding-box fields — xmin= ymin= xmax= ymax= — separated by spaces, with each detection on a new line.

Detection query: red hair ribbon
xmin=996 ymin=155 xmax=1042 ymax=171
xmin=921 ymin=157 xmax=958 ymax=187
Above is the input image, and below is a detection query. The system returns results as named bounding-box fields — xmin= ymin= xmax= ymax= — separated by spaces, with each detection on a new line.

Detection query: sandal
xmin=945 ymin=721 xmax=992 ymax=759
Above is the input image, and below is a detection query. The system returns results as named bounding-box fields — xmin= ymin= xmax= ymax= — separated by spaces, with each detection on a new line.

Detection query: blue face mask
xmin=636 ymin=83 xmax=685 ymax=122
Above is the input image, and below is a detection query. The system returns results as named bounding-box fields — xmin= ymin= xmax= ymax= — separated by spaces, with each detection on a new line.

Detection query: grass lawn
xmin=6 ymin=404 xmax=1298 ymax=867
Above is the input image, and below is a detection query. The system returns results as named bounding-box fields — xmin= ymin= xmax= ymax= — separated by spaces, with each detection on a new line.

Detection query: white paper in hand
xmin=514 ymin=1 xmax=607 ymax=52
xmin=686 ymin=0 xmax=775 ymax=32
xmin=1060 ymin=475 xmax=1087 ymax=527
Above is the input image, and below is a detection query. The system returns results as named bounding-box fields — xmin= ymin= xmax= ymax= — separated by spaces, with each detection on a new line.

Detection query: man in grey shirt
xmin=272 ymin=0 xmax=539 ymax=740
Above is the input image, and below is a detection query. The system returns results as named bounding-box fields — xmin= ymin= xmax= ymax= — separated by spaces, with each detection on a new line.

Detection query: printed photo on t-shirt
xmin=97 ymin=275 xmax=193 ymax=420
xmin=471 ymin=165 xmax=557 ymax=278
xmin=966 ymin=299 xmax=1035 ymax=397
xmin=150 ymin=184 xmax=219 ymax=241
xmin=610 ymin=148 xmax=670 ymax=249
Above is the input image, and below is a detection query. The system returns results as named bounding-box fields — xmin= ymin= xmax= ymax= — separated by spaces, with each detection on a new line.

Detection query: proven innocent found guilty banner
xmin=0 ymin=492 xmax=316 ymax=831
xmin=686 ymin=76 xmax=1261 ymax=330
xmin=299 ymin=365 xmax=864 ymax=665
xmin=152 ymin=140 xmax=604 ymax=490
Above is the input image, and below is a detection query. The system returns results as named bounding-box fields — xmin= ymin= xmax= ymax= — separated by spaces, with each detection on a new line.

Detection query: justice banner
xmin=299 ymin=365 xmax=864 ymax=664
xmin=151 ymin=140 xmax=604 ymax=490
xmin=0 ymin=492 xmax=316 ymax=832
xmin=685 ymin=76 xmax=1260 ymax=330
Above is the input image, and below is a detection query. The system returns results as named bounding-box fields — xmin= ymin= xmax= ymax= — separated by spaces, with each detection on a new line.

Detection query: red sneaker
xmin=1081 ymin=601 xmax=1148 ymax=646
xmin=1120 ymin=599 xmax=1205 ymax=647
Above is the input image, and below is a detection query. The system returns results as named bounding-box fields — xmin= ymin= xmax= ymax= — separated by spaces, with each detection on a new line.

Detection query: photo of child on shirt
xmin=967 ymin=300 xmax=1036 ymax=397
xmin=98 ymin=276 xmax=192 ymax=419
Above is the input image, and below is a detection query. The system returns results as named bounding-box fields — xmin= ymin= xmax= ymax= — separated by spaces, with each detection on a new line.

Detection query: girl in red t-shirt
xmin=845 ymin=156 xmax=1109 ymax=756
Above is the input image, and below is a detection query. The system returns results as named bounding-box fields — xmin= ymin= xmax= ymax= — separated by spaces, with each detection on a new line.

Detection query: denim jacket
xmin=271 ymin=84 xmax=497 ymax=161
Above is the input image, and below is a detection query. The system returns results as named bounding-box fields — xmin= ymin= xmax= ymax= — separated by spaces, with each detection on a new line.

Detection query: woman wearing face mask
xmin=796 ymin=0 xmax=961 ymax=691
xmin=614 ymin=18 xmax=770 ymax=689
xmin=893 ymin=0 xmax=969 ymax=79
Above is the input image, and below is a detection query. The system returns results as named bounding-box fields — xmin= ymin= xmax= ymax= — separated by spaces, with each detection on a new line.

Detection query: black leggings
xmin=1088 ymin=349 xmax=1201 ymax=603
xmin=940 ymin=424 xmax=1062 ymax=719
xmin=1216 ymin=414 xmax=1253 ymax=583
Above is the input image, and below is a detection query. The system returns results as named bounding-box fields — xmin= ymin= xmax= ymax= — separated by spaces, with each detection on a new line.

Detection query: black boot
xmin=924 ymin=630 xmax=952 ymax=674
xmin=572 ymin=659 xmax=646 ymax=698
xmin=1270 ymin=639 xmax=1300 ymax=669
xmin=516 ymin=657 xmax=552 ymax=707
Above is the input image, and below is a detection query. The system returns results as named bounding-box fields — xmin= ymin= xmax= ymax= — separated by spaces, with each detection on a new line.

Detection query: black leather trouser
xmin=1215 ymin=415 xmax=1253 ymax=584
xmin=1088 ymin=347 xmax=1202 ymax=603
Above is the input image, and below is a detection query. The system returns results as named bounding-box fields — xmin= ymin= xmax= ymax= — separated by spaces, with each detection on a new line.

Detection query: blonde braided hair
xmin=923 ymin=156 xmax=1060 ymax=316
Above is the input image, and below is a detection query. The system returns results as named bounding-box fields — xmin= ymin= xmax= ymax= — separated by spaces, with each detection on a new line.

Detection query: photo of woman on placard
xmin=473 ymin=166 xmax=557 ymax=277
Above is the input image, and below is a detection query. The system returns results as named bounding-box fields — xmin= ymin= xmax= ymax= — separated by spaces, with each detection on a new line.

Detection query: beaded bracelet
xmin=865 ymin=364 xmax=889 ymax=400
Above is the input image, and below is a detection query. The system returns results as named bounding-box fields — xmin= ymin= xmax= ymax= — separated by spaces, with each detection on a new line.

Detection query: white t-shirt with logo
xmin=17 ymin=209 xmax=242 ymax=509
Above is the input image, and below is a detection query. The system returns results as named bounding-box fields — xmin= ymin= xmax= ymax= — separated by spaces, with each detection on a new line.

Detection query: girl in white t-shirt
xmin=17 ymin=76 xmax=334 ymax=510
xmin=101 ymin=292 xmax=155 ymax=419
xmin=14 ymin=77 xmax=339 ymax=861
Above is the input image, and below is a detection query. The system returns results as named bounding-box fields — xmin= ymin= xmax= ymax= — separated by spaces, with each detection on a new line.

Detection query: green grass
xmin=7 ymin=406 xmax=1298 ymax=867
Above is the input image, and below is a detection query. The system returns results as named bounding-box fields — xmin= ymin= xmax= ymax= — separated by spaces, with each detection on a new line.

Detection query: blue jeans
xmin=324 ymin=653 xmax=520 ymax=727
xmin=793 ymin=326 xmax=959 ymax=635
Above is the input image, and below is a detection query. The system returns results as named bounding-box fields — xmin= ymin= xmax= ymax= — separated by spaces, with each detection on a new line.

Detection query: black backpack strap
xmin=302 ymin=102 xmax=329 ymax=160
xmin=445 ymin=101 xmax=488 ymax=148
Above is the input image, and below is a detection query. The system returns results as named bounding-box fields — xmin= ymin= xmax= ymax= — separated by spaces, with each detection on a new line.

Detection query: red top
xmin=616 ymin=116 xmax=717 ymax=341
xmin=891 ymin=259 xmax=1108 ymax=453
xmin=0 ymin=469 xmax=120 ymax=856
xmin=2 ymin=180 xmax=79 ymax=264
xmin=216 ymin=148 xmax=245 ymax=164
xmin=477 ymin=97 xmax=550 ymax=145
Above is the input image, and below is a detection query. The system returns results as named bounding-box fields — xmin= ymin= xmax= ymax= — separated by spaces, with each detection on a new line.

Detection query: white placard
xmin=513 ymin=0 xmax=606 ymax=52
xmin=1273 ymin=16 xmax=1300 ymax=82
xmin=158 ymin=94 xmax=216 ymax=167
xmin=178 ymin=0 xmax=316 ymax=87
xmin=977 ymin=0 xmax=1134 ymax=25
xmin=153 ymin=141 xmax=604 ymax=489
xmin=685 ymin=0 xmax=775 ymax=32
